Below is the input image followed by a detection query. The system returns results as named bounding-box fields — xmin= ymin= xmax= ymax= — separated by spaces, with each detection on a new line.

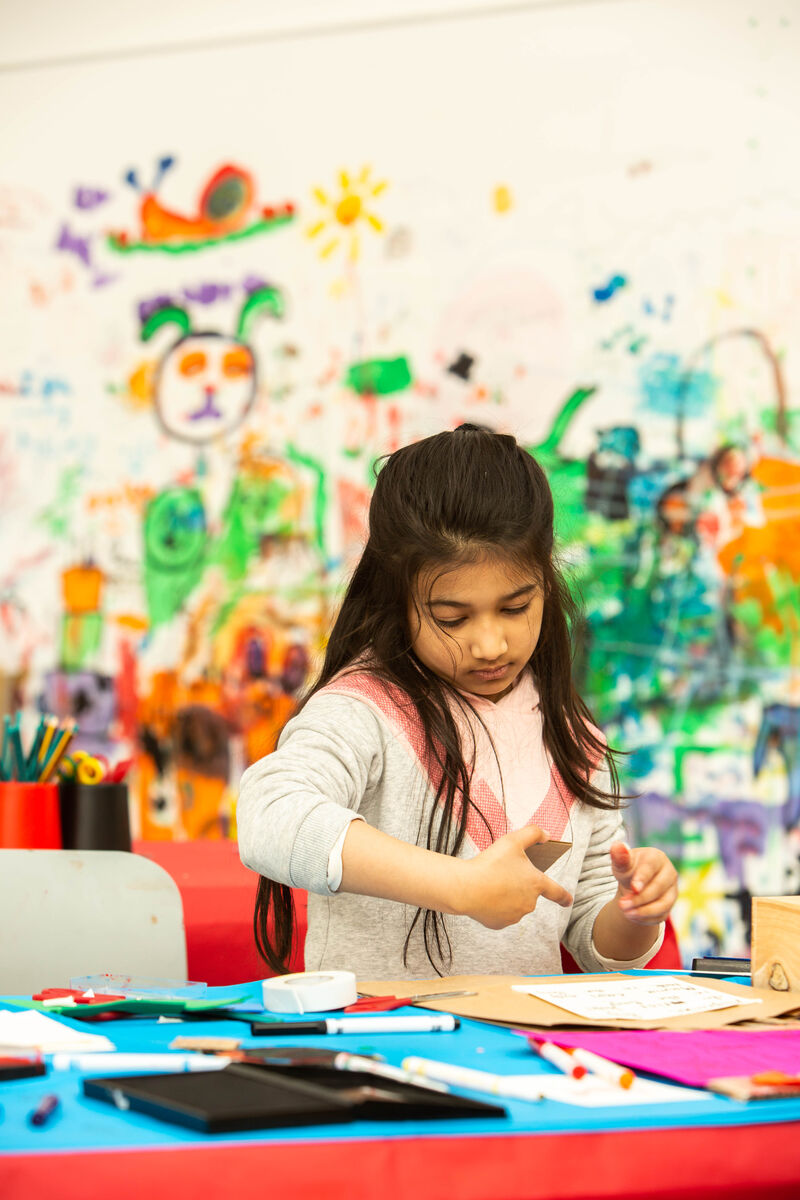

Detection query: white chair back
xmin=0 ymin=849 xmax=188 ymax=994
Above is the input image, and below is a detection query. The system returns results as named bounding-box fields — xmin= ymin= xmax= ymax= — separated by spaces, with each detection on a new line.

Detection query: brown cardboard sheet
xmin=357 ymin=973 xmax=800 ymax=1030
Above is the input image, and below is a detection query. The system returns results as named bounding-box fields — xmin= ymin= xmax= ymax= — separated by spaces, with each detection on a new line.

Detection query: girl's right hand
xmin=457 ymin=826 xmax=573 ymax=929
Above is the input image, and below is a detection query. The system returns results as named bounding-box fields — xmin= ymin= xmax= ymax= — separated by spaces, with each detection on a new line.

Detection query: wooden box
xmin=752 ymin=896 xmax=800 ymax=992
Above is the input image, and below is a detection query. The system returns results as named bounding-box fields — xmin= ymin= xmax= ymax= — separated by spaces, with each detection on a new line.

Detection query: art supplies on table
xmin=708 ymin=1073 xmax=800 ymax=1102
xmin=57 ymin=752 xmax=133 ymax=785
xmin=28 ymin=1093 xmax=60 ymax=1127
xmin=52 ymin=1052 xmax=231 ymax=1073
xmin=22 ymin=987 xmax=248 ymax=1019
xmin=236 ymin=1045 xmax=451 ymax=1093
xmin=530 ymin=1028 xmax=800 ymax=1091
xmin=357 ymin=972 xmax=800 ymax=1030
xmin=0 ymin=709 xmax=131 ymax=787
xmin=0 ymin=1056 xmax=47 ymax=1081
xmin=82 ymin=1061 xmax=506 ymax=1132
xmin=691 ymin=956 xmax=751 ymax=977
xmin=262 ymin=969 xmax=358 ymax=1013
xmin=35 ymin=717 xmax=77 ymax=783
xmin=0 ymin=1009 xmax=115 ymax=1054
xmin=346 ymin=988 xmax=477 ymax=1013
xmin=401 ymin=1055 xmax=545 ymax=1102
xmin=531 ymin=1073 xmax=709 ymax=1108
xmin=527 ymin=1036 xmax=587 ymax=1079
xmin=524 ymin=839 xmax=571 ymax=871
xmin=70 ymin=974 xmax=207 ymax=999
xmin=250 ymin=1013 xmax=460 ymax=1036
xmin=511 ymin=975 xmax=756 ymax=1023
xmin=560 ymin=1045 xmax=634 ymax=1089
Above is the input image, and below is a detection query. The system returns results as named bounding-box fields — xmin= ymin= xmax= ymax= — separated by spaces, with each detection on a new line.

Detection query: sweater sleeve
xmin=236 ymin=692 xmax=386 ymax=895
xmin=560 ymin=766 xmax=628 ymax=973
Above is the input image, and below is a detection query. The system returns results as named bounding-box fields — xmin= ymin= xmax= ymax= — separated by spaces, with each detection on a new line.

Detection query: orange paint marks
xmin=176 ymin=770 xmax=229 ymax=840
xmin=86 ymin=483 xmax=156 ymax=513
xmin=61 ymin=564 xmax=104 ymax=615
xmin=717 ymin=454 xmax=800 ymax=631
xmin=114 ymin=613 xmax=149 ymax=631
xmin=127 ymin=360 xmax=156 ymax=406
xmin=222 ymin=346 xmax=253 ymax=378
xmin=179 ymin=350 xmax=207 ymax=377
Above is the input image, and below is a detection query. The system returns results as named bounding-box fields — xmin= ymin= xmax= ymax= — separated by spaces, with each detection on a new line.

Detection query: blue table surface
xmin=3 ymin=976 xmax=800 ymax=1153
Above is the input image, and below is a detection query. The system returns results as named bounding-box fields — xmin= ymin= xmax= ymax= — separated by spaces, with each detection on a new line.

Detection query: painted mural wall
xmin=1 ymin=0 xmax=799 ymax=962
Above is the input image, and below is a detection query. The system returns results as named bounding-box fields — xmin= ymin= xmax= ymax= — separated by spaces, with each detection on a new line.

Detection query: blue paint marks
xmin=592 ymin=274 xmax=627 ymax=303
xmin=637 ymin=353 xmax=717 ymax=418
xmin=643 ymin=294 xmax=674 ymax=321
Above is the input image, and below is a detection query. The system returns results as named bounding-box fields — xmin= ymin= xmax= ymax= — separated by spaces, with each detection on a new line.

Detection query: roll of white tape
xmin=262 ymin=970 xmax=358 ymax=1014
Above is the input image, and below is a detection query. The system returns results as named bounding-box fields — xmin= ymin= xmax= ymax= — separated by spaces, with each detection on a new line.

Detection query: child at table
xmin=237 ymin=425 xmax=678 ymax=979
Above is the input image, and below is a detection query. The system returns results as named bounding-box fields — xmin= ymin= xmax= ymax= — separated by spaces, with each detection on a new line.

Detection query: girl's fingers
xmin=619 ymin=895 xmax=677 ymax=924
xmin=538 ymin=877 xmax=573 ymax=908
xmin=619 ymin=877 xmax=677 ymax=923
xmin=516 ymin=825 xmax=550 ymax=847
xmin=622 ymin=867 xmax=670 ymax=905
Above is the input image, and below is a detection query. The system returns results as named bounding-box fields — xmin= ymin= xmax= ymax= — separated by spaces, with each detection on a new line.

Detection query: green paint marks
xmin=143 ymin=487 xmax=207 ymax=626
xmin=526 ymin=386 xmax=597 ymax=546
xmin=37 ymin=466 xmax=84 ymax=540
xmin=107 ymin=213 xmax=295 ymax=256
xmin=214 ymin=474 xmax=298 ymax=580
xmin=236 ymin=286 xmax=285 ymax=340
xmin=60 ymin=612 xmax=102 ymax=669
xmin=286 ymin=445 xmax=327 ymax=553
xmin=141 ymin=305 xmax=191 ymax=342
xmin=344 ymin=356 xmax=413 ymax=396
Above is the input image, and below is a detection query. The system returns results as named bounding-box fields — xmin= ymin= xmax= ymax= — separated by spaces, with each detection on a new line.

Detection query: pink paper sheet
xmin=523 ymin=1029 xmax=800 ymax=1088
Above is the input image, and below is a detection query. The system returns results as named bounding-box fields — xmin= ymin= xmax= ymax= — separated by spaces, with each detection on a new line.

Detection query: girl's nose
xmin=470 ymin=625 xmax=508 ymax=661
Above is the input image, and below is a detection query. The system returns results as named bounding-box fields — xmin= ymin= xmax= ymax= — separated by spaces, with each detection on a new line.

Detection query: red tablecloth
xmin=7 ymin=1125 xmax=800 ymax=1200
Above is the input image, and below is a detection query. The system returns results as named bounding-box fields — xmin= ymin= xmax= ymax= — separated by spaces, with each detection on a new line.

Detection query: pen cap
xmin=0 ymin=782 xmax=61 ymax=849
xmin=59 ymin=782 xmax=131 ymax=852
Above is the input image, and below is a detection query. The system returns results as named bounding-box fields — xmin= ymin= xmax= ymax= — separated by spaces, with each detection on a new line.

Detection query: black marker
xmin=251 ymin=1014 xmax=460 ymax=1036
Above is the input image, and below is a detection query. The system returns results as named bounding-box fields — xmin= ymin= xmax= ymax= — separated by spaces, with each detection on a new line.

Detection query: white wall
xmin=0 ymin=0 xmax=798 ymax=958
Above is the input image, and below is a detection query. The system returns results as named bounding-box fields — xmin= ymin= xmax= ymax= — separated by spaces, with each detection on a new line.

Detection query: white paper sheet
xmin=0 ymin=1008 xmax=115 ymax=1053
xmin=511 ymin=976 xmax=759 ymax=1021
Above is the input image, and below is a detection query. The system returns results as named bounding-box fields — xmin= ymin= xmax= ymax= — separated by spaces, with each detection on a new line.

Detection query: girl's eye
xmin=503 ymin=604 xmax=531 ymax=616
xmin=436 ymin=617 xmax=466 ymax=629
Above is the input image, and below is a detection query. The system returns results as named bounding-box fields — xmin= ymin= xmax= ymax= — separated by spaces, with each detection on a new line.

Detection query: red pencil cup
xmin=0 ymin=781 xmax=62 ymax=848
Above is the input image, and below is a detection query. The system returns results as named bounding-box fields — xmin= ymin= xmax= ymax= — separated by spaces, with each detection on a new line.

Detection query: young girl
xmin=238 ymin=425 xmax=678 ymax=979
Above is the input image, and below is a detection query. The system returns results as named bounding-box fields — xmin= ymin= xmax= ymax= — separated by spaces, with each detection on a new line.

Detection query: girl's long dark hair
xmin=254 ymin=424 xmax=621 ymax=974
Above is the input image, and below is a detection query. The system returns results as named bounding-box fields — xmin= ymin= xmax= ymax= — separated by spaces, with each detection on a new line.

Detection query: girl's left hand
xmin=609 ymin=842 xmax=678 ymax=925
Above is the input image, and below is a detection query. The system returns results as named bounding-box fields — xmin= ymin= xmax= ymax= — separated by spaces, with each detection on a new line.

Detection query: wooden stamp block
xmin=752 ymin=896 xmax=800 ymax=991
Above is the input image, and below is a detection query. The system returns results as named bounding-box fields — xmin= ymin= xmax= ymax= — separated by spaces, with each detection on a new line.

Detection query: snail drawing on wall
xmin=108 ymin=157 xmax=295 ymax=253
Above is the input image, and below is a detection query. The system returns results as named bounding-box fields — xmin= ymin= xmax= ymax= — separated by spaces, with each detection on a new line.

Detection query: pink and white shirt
xmin=237 ymin=667 xmax=663 ymax=980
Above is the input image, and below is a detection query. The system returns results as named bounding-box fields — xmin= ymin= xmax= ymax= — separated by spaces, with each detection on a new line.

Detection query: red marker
xmin=528 ymin=1036 xmax=587 ymax=1079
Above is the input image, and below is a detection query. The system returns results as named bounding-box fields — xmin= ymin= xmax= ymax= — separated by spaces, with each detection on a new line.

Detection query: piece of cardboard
xmin=525 ymin=840 xmax=571 ymax=872
xmin=357 ymin=973 xmax=800 ymax=1031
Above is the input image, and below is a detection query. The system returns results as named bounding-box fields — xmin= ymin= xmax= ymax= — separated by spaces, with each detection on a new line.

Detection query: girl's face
xmin=408 ymin=553 xmax=544 ymax=702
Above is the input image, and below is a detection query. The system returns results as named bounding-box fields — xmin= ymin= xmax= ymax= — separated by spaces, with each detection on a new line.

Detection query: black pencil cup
xmin=59 ymin=782 xmax=132 ymax=852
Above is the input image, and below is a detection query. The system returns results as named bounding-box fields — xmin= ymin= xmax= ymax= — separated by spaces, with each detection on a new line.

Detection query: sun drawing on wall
xmin=306 ymin=166 xmax=388 ymax=263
